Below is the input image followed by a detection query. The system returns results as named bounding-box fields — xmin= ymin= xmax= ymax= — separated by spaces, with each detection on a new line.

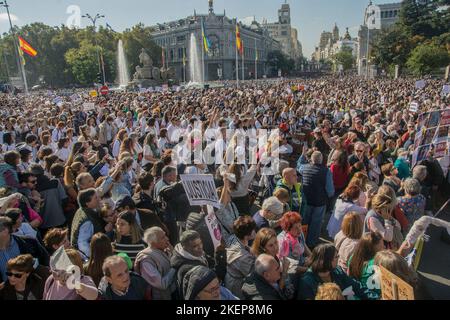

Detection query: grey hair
xmin=311 ymin=151 xmax=323 ymax=165
xmin=180 ymin=230 xmax=201 ymax=248
xmin=255 ymin=254 xmax=276 ymax=276
xmin=403 ymin=178 xmax=421 ymax=196
xmin=143 ymin=227 xmax=164 ymax=246
xmin=102 ymin=255 xmax=126 ymax=277
xmin=412 ymin=165 xmax=427 ymax=182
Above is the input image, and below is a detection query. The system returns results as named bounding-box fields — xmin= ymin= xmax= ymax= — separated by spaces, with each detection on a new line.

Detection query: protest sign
xmin=89 ymin=90 xmax=98 ymax=97
xmin=379 ymin=265 xmax=414 ymax=300
xmin=180 ymin=174 xmax=220 ymax=208
xmin=415 ymin=80 xmax=426 ymax=89
xmin=82 ymin=102 xmax=96 ymax=112
xmin=409 ymin=101 xmax=419 ymax=113
xmin=442 ymin=85 xmax=450 ymax=96
xmin=53 ymin=96 xmax=63 ymax=106
xmin=205 ymin=205 xmax=222 ymax=249
xmin=411 ymin=108 xmax=450 ymax=175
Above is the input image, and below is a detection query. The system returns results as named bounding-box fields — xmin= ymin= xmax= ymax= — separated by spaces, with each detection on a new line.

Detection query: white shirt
xmin=55 ymin=148 xmax=70 ymax=162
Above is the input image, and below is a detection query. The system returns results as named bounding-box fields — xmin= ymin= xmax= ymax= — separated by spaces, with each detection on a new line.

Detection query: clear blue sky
xmin=0 ymin=0 xmax=390 ymax=57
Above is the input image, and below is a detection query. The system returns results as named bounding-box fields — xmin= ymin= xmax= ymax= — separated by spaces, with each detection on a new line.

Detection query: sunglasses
xmin=356 ymin=150 xmax=364 ymax=153
xmin=6 ymin=272 xmax=24 ymax=278
xmin=29 ymin=180 xmax=37 ymax=184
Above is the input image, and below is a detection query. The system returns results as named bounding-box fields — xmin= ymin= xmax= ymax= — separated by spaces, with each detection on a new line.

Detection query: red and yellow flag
xmin=236 ymin=25 xmax=243 ymax=56
xmin=18 ymin=36 xmax=37 ymax=57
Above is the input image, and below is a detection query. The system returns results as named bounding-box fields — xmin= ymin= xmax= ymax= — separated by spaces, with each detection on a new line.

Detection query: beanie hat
xmin=182 ymin=266 xmax=217 ymax=300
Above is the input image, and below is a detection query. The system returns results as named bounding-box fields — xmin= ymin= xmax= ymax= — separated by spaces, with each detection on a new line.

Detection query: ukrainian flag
xmin=201 ymin=19 xmax=211 ymax=53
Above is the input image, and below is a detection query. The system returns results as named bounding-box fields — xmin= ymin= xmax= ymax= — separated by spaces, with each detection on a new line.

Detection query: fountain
xmin=188 ymin=33 xmax=203 ymax=87
xmin=117 ymin=40 xmax=130 ymax=88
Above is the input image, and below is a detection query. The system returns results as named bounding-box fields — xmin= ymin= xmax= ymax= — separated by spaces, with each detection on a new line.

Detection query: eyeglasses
xmin=356 ymin=150 xmax=364 ymax=153
xmin=6 ymin=272 xmax=25 ymax=278
xmin=28 ymin=180 xmax=37 ymax=184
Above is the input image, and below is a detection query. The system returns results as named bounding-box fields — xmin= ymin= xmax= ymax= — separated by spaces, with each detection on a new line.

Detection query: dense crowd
xmin=0 ymin=76 xmax=449 ymax=300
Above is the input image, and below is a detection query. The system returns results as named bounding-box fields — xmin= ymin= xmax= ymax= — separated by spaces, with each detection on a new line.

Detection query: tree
xmin=65 ymin=41 xmax=103 ymax=85
xmin=267 ymin=50 xmax=295 ymax=75
xmin=122 ymin=24 xmax=162 ymax=77
xmin=406 ymin=42 xmax=450 ymax=75
xmin=333 ymin=47 xmax=355 ymax=71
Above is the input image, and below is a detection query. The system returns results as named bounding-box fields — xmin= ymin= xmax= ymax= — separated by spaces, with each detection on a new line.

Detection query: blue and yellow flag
xmin=201 ymin=19 xmax=211 ymax=53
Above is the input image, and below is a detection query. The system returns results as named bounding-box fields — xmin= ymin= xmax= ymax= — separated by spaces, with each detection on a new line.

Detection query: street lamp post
xmin=0 ymin=0 xmax=28 ymax=94
xmin=82 ymin=13 xmax=106 ymax=85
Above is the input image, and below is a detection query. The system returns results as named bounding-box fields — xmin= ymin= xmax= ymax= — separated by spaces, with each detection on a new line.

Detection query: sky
xmin=0 ymin=0 xmax=391 ymax=57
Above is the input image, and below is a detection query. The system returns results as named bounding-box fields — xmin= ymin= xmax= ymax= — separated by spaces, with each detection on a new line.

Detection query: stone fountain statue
xmin=131 ymin=48 xmax=177 ymax=87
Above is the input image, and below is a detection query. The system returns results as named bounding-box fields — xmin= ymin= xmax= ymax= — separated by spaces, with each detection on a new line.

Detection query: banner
xmin=206 ymin=205 xmax=222 ymax=249
xmin=379 ymin=265 xmax=414 ymax=300
xmin=415 ymin=80 xmax=426 ymax=89
xmin=442 ymin=85 xmax=450 ymax=96
xmin=180 ymin=174 xmax=220 ymax=208
xmin=411 ymin=108 xmax=450 ymax=176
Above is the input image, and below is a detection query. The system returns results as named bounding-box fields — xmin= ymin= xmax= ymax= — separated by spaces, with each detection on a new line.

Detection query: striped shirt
xmin=113 ymin=236 xmax=147 ymax=266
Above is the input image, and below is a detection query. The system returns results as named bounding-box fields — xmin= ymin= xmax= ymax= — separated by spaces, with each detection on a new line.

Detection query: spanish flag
xmin=18 ymin=36 xmax=37 ymax=57
xmin=18 ymin=46 xmax=25 ymax=66
xmin=236 ymin=25 xmax=243 ymax=56
xmin=201 ymin=19 xmax=211 ymax=53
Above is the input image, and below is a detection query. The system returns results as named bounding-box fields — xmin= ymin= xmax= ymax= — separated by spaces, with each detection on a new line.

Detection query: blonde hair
xmin=273 ymin=188 xmax=290 ymax=202
xmin=315 ymin=283 xmax=345 ymax=300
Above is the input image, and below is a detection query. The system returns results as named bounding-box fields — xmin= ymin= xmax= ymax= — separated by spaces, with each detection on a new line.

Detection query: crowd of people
xmin=0 ymin=76 xmax=449 ymax=300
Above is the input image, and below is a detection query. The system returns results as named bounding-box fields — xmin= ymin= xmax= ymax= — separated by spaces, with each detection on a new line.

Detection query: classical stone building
xmin=262 ymin=3 xmax=303 ymax=61
xmin=357 ymin=1 xmax=402 ymax=76
xmin=149 ymin=1 xmax=281 ymax=81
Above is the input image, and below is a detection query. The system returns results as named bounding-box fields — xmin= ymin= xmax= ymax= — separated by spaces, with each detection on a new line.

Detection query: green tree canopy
xmin=333 ymin=47 xmax=355 ymax=71
xmin=406 ymin=42 xmax=450 ymax=76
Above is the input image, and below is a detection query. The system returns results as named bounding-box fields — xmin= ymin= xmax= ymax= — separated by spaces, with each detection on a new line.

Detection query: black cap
xmin=115 ymin=195 xmax=135 ymax=211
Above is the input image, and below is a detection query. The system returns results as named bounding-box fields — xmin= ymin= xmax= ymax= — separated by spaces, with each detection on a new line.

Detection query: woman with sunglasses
xmin=0 ymin=254 xmax=46 ymax=300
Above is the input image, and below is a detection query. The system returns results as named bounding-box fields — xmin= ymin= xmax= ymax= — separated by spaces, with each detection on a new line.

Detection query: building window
xmin=281 ymin=31 xmax=288 ymax=36
xmin=177 ymin=35 xmax=186 ymax=43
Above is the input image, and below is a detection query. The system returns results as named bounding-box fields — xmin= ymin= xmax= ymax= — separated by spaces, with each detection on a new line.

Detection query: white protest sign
xmin=415 ymin=80 xmax=426 ymax=89
xmin=206 ymin=205 xmax=222 ymax=249
xmin=53 ymin=96 xmax=63 ymax=107
xmin=82 ymin=102 xmax=96 ymax=112
xmin=180 ymin=174 xmax=220 ymax=208
xmin=409 ymin=101 xmax=419 ymax=113
xmin=50 ymin=246 xmax=73 ymax=271
xmin=442 ymin=85 xmax=450 ymax=96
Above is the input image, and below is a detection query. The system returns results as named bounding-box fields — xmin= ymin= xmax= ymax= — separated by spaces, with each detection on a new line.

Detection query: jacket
xmin=134 ymin=247 xmax=176 ymax=300
xmin=99 ymin=272 xmax=152 ymax=300
xmin=241 ymin=271 xmax=286 ymax=300
xmin=0 ymin=272 xmax=46 ymax=300
xmin=0 ymin=163 xmax=19 ymax=191
xmin=136 ymin=208 xmax=168 ymax=235
xmin=297 ymin=267 xmax=378 ymax=300
xmin=170 ymin=243 xmax=208 ymax=298
xmin=275 ymin=179 xmax=303 ymax=213
xmin=224 ymin=240 xmax=255 ymax=299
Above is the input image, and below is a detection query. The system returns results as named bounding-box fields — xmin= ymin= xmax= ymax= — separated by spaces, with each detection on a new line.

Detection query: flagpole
xmin=2 ymin=0 xmax=28 ymax=94
xmin=255 ymin=38 xmax=258 ymax=81
xmin=19 ymin=54 xmax=28 ymax=94
xmin=242 ymin=43 xmax=244 ymax=83
xmin=201 ymin=18 xmax=206 ymax=85
xmin=235 ymin=21 xmax=239 ymax=88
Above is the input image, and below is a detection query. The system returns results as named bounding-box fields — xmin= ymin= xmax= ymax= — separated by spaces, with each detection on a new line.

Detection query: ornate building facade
xmin=149 ymin=1 xmax=281 ymax=81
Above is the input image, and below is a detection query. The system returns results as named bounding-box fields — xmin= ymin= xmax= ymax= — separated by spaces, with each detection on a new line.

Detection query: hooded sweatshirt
xmin=170 ymin=243 xmax=208 ymax=296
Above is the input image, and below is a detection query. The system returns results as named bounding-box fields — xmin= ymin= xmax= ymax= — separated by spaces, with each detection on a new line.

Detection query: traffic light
xmin=96 ymin=72 xmax=102 ymax=84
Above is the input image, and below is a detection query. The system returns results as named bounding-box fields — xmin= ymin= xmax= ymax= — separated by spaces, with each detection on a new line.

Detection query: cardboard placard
xmin=206 ymin=205 xmax=222 ymax=249
xmin=180 ymin=174 xmax=220 ymax=208
xmin=379 ymin=265 xmax=415 ymax=300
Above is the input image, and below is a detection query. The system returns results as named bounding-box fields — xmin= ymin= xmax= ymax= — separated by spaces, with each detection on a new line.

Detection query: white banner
xmin=180 ymin=174 xmax=220 ymax=208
